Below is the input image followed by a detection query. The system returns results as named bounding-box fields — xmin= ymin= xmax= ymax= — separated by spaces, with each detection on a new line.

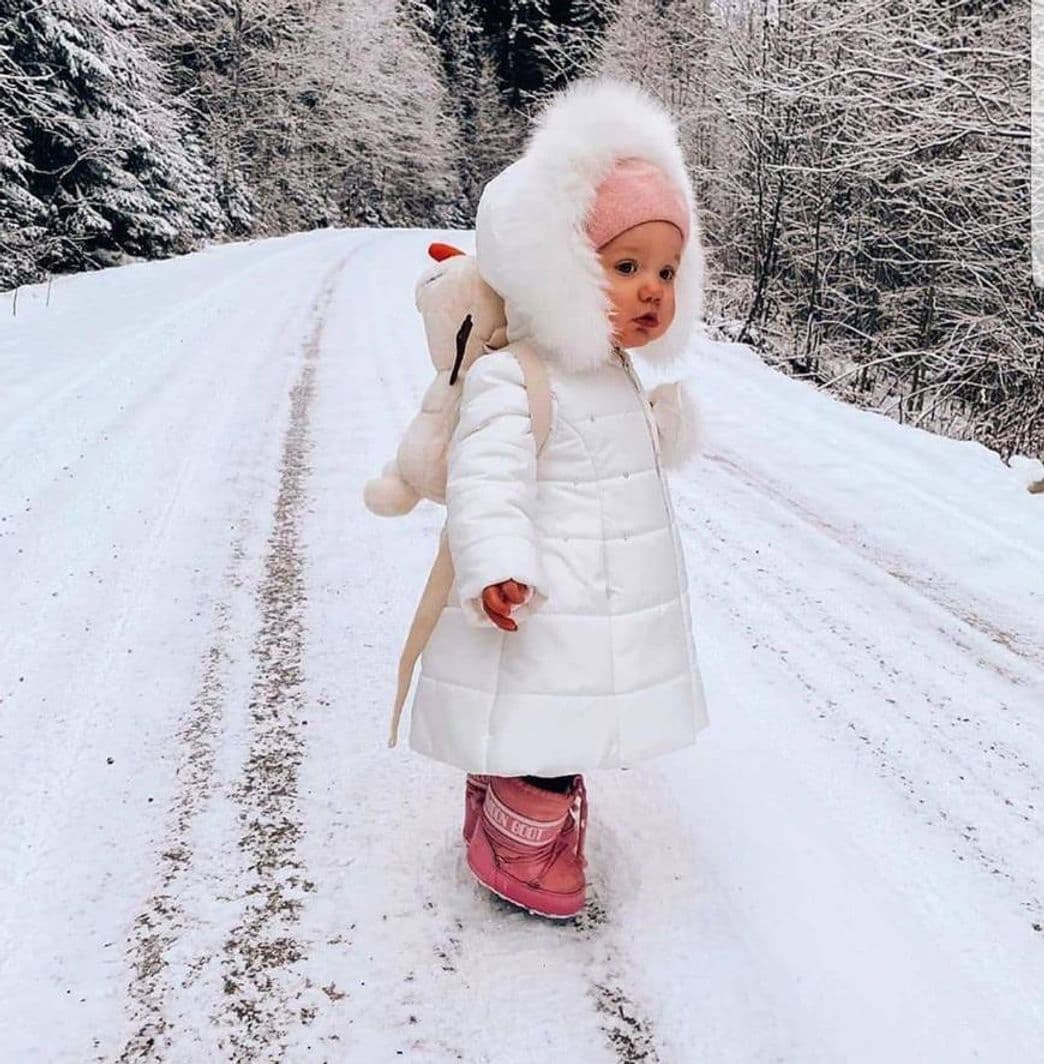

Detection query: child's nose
xmin=640 ymin=277 xmax=663 ymax=302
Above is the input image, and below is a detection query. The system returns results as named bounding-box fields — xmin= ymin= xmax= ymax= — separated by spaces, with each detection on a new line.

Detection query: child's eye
xmin=660 ymin=266 xmax=676 ymax=281
xmin=615 ymin=260 xmax=637 ymax=276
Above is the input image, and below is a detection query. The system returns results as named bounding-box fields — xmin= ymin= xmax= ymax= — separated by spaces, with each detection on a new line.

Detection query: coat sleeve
xmin=446 ymin=352 xmax=549 ymax=629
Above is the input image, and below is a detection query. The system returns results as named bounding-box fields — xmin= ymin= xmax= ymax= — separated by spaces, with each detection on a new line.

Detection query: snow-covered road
xmin=1 ymin=228 xmax=1042 ymax=1062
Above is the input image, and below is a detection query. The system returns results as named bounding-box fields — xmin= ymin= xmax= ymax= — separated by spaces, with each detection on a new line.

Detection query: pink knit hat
xmin=584 ymin=157 xmax=690 ymax=251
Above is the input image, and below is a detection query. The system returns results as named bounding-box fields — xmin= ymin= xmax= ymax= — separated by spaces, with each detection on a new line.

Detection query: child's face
xmin=596 ymin=221 xmax=683 ymax=350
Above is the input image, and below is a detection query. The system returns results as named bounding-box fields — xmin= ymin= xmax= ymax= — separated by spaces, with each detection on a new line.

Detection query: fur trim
xmin=475 ymin=78 xmax=706 ymax=375
xmin=648 ymin=380 xmax=703 ymax=469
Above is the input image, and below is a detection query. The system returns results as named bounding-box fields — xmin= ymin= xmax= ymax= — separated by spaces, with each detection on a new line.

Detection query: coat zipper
xmin=614 ymin=346 xmax=688 ymax=569
xmin=612 ymin=358 xmax=702 ymax=697
xmin=613 ymin=346 xmax=665 ymax=476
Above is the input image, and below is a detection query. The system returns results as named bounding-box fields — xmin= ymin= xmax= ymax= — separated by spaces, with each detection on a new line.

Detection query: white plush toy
xmin=363 ymin=242 xmax=509 ymax=516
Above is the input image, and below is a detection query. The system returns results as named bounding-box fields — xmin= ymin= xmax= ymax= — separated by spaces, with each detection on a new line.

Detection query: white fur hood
xmin=475 ymin=78 xmax=707 ymax=375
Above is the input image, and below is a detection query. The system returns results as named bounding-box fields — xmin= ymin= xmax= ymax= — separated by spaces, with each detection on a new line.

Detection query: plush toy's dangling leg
xmin=363 ymin=460 xmax=421 ymax=516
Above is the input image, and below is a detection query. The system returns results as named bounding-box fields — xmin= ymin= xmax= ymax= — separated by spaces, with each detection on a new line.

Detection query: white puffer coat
xmin=407 ymin=79 xmax=710 ymax=775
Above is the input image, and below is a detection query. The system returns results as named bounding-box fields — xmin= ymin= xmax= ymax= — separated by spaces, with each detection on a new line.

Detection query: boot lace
xmin=495 ymin=775 xmax=588 ymax=883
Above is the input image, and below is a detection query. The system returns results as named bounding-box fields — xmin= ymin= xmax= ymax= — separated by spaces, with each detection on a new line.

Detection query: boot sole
xmin=465 ymin=854 xmax=584 ymax=921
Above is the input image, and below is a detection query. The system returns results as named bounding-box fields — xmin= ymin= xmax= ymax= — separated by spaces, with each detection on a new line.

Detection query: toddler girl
xmin=406 ymin=78 xmax=709 ymax=918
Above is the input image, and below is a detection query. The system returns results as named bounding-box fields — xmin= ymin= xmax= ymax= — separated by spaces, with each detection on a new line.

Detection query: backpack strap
xmin=388 ymin=525 xmax=455 ymax=747
xmin=387 ymin=344 xmax=553 ymax=748
xmin=509 ymin=341 xmax=553 ymax=454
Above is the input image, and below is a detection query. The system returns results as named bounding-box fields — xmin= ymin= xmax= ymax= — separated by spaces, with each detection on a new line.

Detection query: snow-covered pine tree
xmin=0 ymin=12 xmax=48 ymax=288
xmin=521 ymin=0 xmax=612 ymax=102
xmin=0 ymin=0 xmax=223 ymax=278
xmin=136 ymin=0 xmax=460 ymax=233
xmin=300 ymin=0 xmax=459 ymax=228
xmin=412 ymin=0 xmax=521 ymax=216
xmin=131 ymin=0 xmax=256 ymax=228
xmin=465 ymin=50 xmax=523 ymax=207
xmin=472 ymin=0 xmax=611 ymax=107
xmin=473 ymin=0 xmax=552 ymax=108
xmin=413 ymin=0 xmax=613 ymax=213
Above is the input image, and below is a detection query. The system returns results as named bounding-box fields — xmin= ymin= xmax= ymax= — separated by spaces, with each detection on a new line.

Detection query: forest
xmin=1 ymin=0 xmax=1038 ymax=461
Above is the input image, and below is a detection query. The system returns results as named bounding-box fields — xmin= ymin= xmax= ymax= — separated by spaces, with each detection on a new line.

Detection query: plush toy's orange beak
xmin=428 ymin=242 xmax=465 ymax=262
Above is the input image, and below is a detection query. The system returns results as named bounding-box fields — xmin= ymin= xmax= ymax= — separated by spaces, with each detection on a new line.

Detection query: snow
xmin=1 ymin=227 xmax=1042 ymax=1062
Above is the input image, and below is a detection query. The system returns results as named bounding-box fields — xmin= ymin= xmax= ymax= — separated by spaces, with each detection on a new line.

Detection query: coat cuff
xmin=455 ymin=535 xmax=549 ymax=629
xmin=648 ymin=380 xmax=703 ymax=469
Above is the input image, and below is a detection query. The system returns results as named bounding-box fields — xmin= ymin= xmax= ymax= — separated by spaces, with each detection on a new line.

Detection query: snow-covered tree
xmin=0 ymin=10 xmax=47 ymax=288
xmin=0 ymin=0 xmax=461 ymax=281
xmin=593 ymin=0 xmax=1037 ymax=460
xmin=738 ymin=0 xmax=1038 ymax=459
xmin=136 ymin=0 xmax=459 ymax=232
xmin=298 ymin=0 xmax=460 ymax=227
xmin=412 ymin=0 xmax=522 ymax=215
xmin=0 ymin=0 xmax=224 ymax=277
xmin=411 ymin=0 xmax=613 ymax=214
xmin=475 ymin=0 xmax=611 ymax=107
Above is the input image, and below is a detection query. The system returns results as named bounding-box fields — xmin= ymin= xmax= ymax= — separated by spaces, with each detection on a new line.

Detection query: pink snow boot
xmin=467 ymin=775 xmax=588 ymax=919
xmin=463 ymin=774 xmax=580 ymax=848
xmin=463 ymin=774 xmax=489 ymax=842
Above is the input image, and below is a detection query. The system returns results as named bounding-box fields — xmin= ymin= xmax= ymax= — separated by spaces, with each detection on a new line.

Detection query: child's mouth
xmin=634 ymin=314 xmax=659 ymax=328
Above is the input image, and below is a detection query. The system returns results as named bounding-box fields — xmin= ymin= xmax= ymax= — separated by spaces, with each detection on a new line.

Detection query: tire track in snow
xmin=681 ymin=455 xmax=1044 ymax=928
xmin=578 ymin=902 xmax=663 ymax=1063
xmin=216 ymin=266 xmax=344 ymax=1060
xmin=702 ymin=451 xmax=1044 ymax=679
xmin=591 ymin=982 xmax=661 ymax=1064
xmin=119 ymin=560 xmax=243 ymax=1062
xmin=440 ymin=834 xmax=665 ymax=1062
xmin=413 ymin=860 xmax=665 ymax=1062
xmin=118 ymin=256 xmax=351 ymax=1060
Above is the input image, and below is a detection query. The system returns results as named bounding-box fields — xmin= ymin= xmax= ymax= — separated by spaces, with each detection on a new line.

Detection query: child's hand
xmin=481 ymin=579 xmax=529 ymax=632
